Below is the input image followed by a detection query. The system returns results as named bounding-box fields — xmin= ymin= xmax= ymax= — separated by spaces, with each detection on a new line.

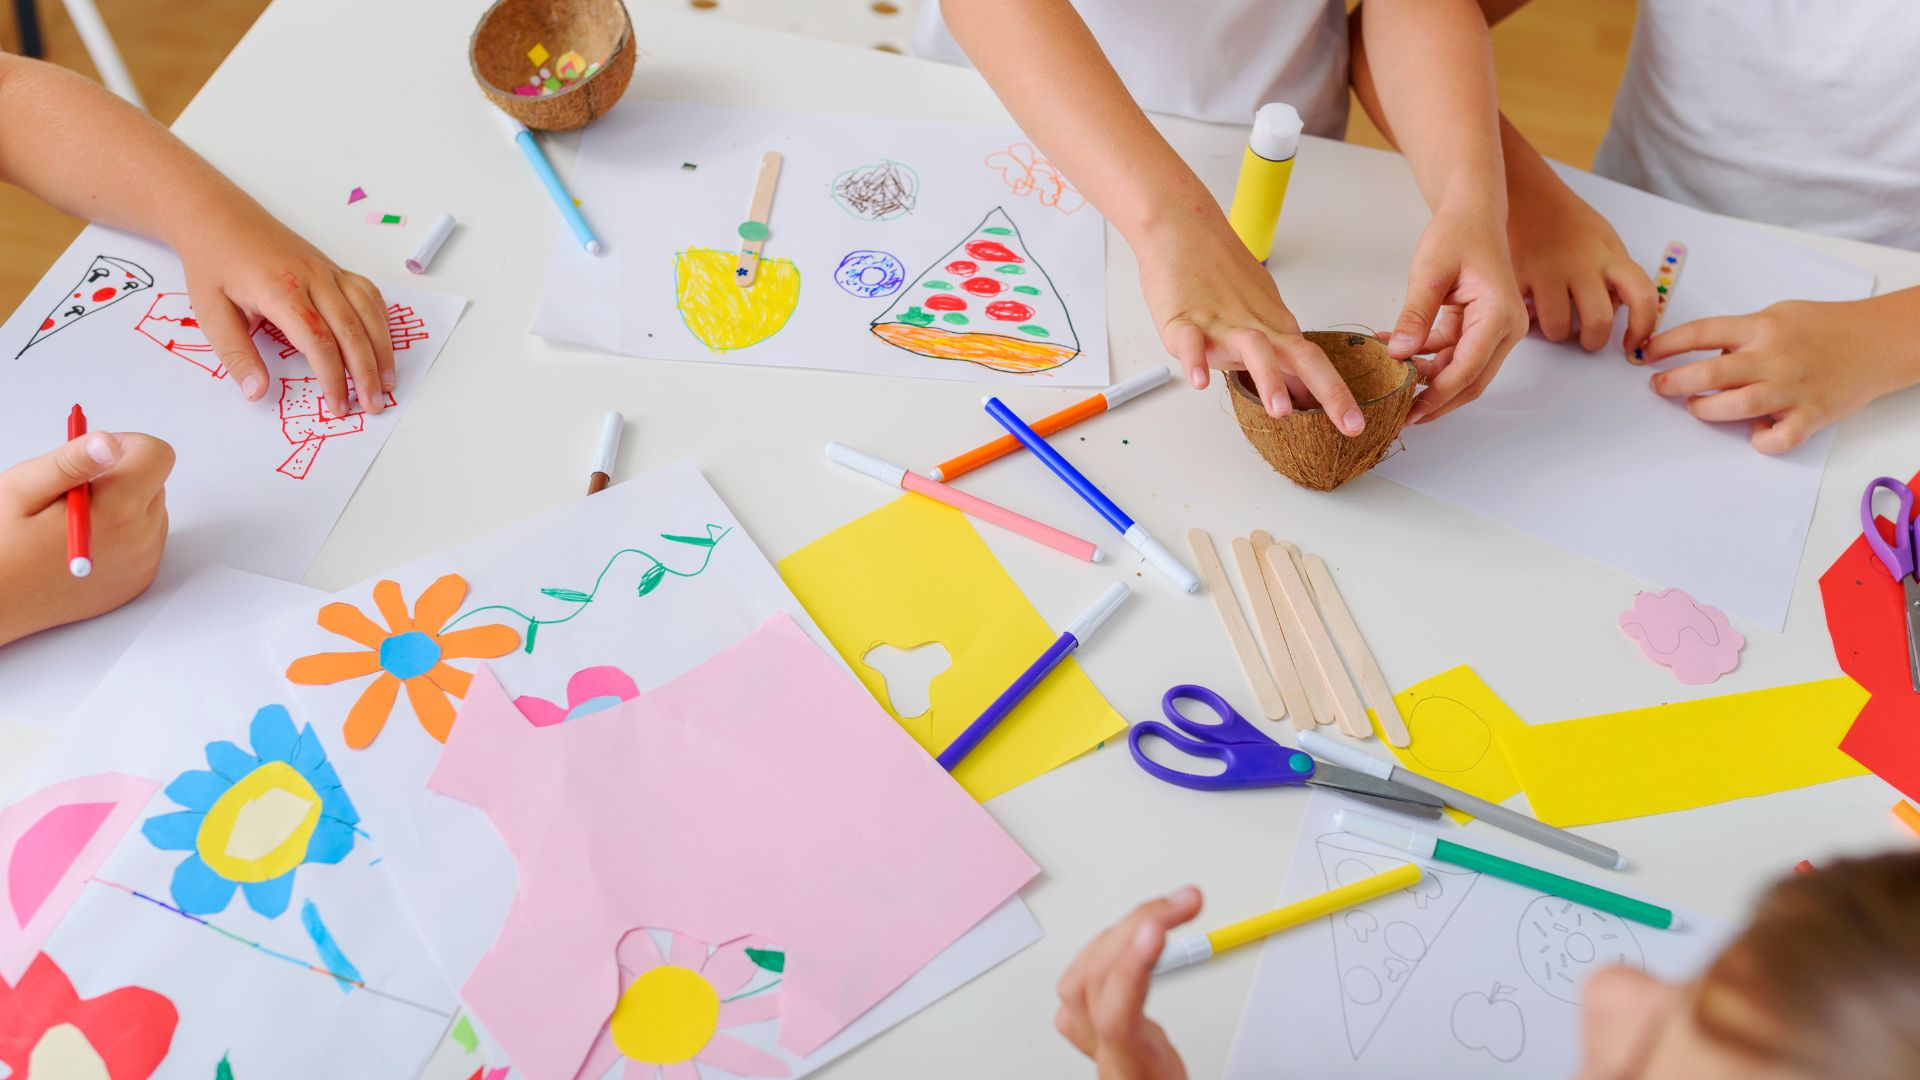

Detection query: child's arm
xmin=1643 ymin=288 xmax=1920 ymax=453
xmin=0 ymin=55 xmax=392 ymax=418
xmin=1352 ymin=1 xmax=1660 ymax=358
xmin=943 ymin=0 xmax=1365 ymax=432
xmin=0 ymin=433 xmax=173 ymax=647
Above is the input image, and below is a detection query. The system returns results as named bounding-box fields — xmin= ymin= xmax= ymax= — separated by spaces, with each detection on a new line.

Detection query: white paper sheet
xmin=1374 ymin=165 xmax=1876 ymax=630
xmin=1226 ymin=791 xmax=1731 ymax=1079
xmin=533 ymin=101 xmax=1110 ymax=386
xmin=261 ymin=459 xmax=1040 ymax=1077
xmin=7 ymin=567 xmax=459 ymax=1078
xmin=0 ymin=225 xmax=467 ymax=729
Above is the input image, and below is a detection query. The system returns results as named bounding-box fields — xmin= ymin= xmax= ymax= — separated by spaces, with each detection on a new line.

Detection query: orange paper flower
xmin=285 ymin=575 xmax=518 ymax=748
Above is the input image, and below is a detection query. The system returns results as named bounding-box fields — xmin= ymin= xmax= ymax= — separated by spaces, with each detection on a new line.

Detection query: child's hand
xmin=1505 ymin=156 xmax=1657 ymax=355
xmin=1388 ymin=202 xmax=1530 ymax=425
xmin=0 ymin=432 xmax=173 ymax=647
xmin=1644 ymin=296 xmax=1920 ymax=453
xmin=1055 ymin=886 xmax=1200 ymax=1080
xmin=177 ymin=206 xmax=394 ymax=418
xmin=1137 ymin=222 xmax=1367 ymax=435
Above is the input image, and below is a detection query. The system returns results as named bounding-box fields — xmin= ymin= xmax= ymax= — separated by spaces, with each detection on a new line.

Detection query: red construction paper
xmin=1822 ymin=468 xmax=1920 ymax=799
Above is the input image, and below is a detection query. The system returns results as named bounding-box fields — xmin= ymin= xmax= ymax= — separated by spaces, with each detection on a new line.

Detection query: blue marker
xmin=982 ymin=397 xmax=1200 ymax=593
xmin=496 ymin=111 xmax=601 ymax=255
xmin=938 ymin=582 xmax=1130 ymax=771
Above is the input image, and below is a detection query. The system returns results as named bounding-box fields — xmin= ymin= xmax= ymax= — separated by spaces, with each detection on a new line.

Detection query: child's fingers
xmin=1532 ymin=285 xmax=1573 ymax=343
xmin=88 ymin=434 xmax=175 ymax=521
xmin=1684 ymin=384 xmax=1790 ymax=423
xmin=270 ymin=294 xmax=351 ymax=417
xmin=1054 ymin=1005 xmax=1094 ymax=1057
xmin=1233 ymin=330 xmax=1293 ymax=419
xmin=0 ymin=432 xmax=128 ymax=516
xmin=1408 ymin=311 xmax=1508 ymax=425
xmin=1650 ymin=354 xmax=1757 ymax=398
xmin=339 ymin=272 xmax=396 ymax=394
xmin=1572 ymin=278 xmax=1617 ymax=352
xmin=194 ymin=293 xmax=271 ymax=401
xmin=1750 ymin=413 xmax=1817 ymax=455
xmin=1276 ymin=334 xmax=1363 ymax=434
xmin=1387 ymin=270 xmax=1449 ymax=359
xmin=1089 ymin=888 xmax=1202 ymax=1044
xmin=313 ymin=279 xmax=383 ymax=414
xmin=1161 ymin=319 xmax=1210 ymax=390
xmin=1612 ymin=263 xmax=1660 ymax=358
xmin=1641 ymin=315 xmax=1751 ymax=364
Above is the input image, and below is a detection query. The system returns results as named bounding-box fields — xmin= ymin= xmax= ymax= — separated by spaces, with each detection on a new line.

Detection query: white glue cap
xmin=1249 ymin=102 xmax=1303 ymax=161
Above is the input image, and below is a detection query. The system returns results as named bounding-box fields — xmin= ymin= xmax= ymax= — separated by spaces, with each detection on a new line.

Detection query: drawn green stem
xmin=721 ymin=978 xmax=781 ymax=1004
xmin=442 ymin=526 xmax=733 ymax=654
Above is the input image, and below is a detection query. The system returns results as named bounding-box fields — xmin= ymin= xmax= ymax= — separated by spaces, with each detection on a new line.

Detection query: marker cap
xmin=1298 ymin=730 xmax=1394 ymax=780
xmin=1101 ymin=367 xmax=1173 ymax=409
xmin=1334 ymin=808 xmax=1438 ymax=858
xmin=1124 ymin=524 xmax=1201 ymax=593
xmin=825 ymin=442 xmax=908 ymax=489
xmin=1066 ymin=582 xmax=1131 ymax=645
xmin=1152 ymin=933 xmax=1214 ymax=976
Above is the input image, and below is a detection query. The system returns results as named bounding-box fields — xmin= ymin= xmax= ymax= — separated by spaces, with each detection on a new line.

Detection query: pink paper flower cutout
xmin=514 ymin=666 xmax=639 ymax=727
xmin=575 ymin=929 xmax=792 ymax=1080
xmin=1618 ymin=588 xmax=1744 ymax=685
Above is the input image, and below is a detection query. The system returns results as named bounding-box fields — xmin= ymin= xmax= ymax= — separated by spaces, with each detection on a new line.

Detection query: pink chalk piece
xmin=1619 ymin=587 xmax=1745 ymax=685
xmin=347 ymin=186 xmax=367 ymax=205
xmin=0 ymin=772 xmax=161 ymax=983
xmin=429 ymin=614 xmax=1037 ymax=1079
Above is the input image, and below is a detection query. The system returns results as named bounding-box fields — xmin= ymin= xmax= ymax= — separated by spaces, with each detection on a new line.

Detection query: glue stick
xmin=1226 ymin=103 xmax=1303 ymax=263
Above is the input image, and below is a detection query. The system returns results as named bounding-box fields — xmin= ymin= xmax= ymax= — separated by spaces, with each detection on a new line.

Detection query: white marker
xmin=405 ymin=213 xmax=457 ymax=275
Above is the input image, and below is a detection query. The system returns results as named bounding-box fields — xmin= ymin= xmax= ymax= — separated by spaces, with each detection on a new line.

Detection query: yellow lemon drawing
xmin=673 ymin=248 xmax=800 ymax=353
xmin=609 ymin=965 xmax=720 ymax=1064
xmin=195 ymin=761 xmax=322 ymax=883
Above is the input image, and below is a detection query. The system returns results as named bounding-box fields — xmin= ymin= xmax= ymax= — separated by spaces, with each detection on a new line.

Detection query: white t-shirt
xmin=912 ymin=0 xmax=1351 ymax=136
xmin=1595 ymin=1 xmax=1920 ymax=250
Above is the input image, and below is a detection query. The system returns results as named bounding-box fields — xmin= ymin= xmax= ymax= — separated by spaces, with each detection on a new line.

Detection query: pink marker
xmin=826 ymin=442 xmax=1104 ymax=563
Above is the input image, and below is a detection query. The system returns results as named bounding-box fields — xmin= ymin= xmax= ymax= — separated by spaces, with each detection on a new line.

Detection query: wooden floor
xmin=0 ymin=0 xmax=1634 ymax=314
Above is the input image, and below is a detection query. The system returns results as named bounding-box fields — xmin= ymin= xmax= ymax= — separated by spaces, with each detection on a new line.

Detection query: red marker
xmin=66 ymin=404 xmax=92 ymax=578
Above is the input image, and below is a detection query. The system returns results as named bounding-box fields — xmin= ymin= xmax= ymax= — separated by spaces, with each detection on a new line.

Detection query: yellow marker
xmin=1153 ymin=862 xmax=1421 ymax=974
xmin=1226 ymin=102 xmax=1303 ymax=263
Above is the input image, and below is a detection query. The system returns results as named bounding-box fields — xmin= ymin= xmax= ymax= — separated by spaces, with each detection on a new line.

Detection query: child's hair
xmin=1692 ymin=852 xmax=1920 ymax=1078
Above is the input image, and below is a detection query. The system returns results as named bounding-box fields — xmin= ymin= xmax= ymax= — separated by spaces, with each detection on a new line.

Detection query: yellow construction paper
xmin=1498 ymin=677 xmax=1869 ymax=826
xmin=779 ymin=496 xmax=1125 ymax=801
xmin=1372 ymin=666 xmax=1528 ymax=824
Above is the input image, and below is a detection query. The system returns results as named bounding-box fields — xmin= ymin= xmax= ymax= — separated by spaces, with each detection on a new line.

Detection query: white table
xmin=24 ymin=3 xmax=1920 ymax=1076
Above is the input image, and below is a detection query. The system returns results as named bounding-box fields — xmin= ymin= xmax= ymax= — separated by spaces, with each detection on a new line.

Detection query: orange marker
xmin=1894 ymin=799 xmax=1920 ymax=839
xmin=66 ymin=404 xmax=92 ymax=577
xmin=928 ymin=368 xmax=1170 ymax=482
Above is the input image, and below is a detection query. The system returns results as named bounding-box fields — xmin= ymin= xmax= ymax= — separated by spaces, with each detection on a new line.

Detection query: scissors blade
xmin=1306 ymin=762 xmax=1447 ymax=817
xmin=1904 ymin=576 xmax=1920 ymax=696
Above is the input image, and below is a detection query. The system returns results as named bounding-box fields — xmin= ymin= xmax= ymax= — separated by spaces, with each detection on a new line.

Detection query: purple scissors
xmin=1128 ymin=685 xmax=1444 ymax=818
xmin=1863 ymin=476 xmax=1920 ymax=694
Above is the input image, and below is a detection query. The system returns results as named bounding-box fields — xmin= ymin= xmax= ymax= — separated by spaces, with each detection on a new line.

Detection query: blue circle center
xmin=564 ymin=694 xmax=625 ymax=722
xmin=379 ymin=631 xmax=442 ymax=680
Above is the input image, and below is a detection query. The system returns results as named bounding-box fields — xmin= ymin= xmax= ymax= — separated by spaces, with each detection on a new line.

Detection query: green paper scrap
xmin=745 ymin=946 xmax=786 ymax=973
xmin=451 ymin=1014 xmax=479 ymax=1054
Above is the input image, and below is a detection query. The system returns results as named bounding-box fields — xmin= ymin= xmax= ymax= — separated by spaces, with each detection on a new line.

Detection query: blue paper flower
xmin=141 ymin=704 xmax=359 ymax=918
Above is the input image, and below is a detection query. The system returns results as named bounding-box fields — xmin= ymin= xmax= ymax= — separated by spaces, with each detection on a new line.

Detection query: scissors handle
xmin=1129 ymin=721 xmax=1315 ymax=791
xmin=1863 ymin=476 xmax=1917 ymax=579
xmin=1160 ymin=684 xmax=1266 ymax=742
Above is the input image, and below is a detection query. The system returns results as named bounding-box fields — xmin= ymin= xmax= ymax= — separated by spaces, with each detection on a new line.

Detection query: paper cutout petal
xmin=1618 ymin=588 xmax=1744 ymax=684
xmin=249 ymin=704 xmax=301 ymax=763
xmin=0 ymin=953 xmax=178 ymax=1079
xmin=437 ymin=625 xmax=521 ymax=661
xmin=700 ymin=943 xmax=758 ymax=998
xmin=204 ymin=741 xmax=259 ymax=781
xmin=515 ymin=697 xmax=569 ymax=728
xmin=661 ymin=1062 xmax=701 ymax=1080
xmin=286 ymin=650 xmax=385 ymax=685
xmin=426 ymin=662 xmax=474 ymax=698
xmin=411 ymin=574 xmax=469 ymax=636
xmin=345 ymin=673 xmax=403 ymax=749
xmin=405 ymin=678 xmax=458 ymax=743
xmin=317 ymin=600 xmax=389 ymax=649
xmin=9 ymin=803 xmax=113 ymax=928
xmin=371 ymin=580 xmax=414 ymax=635
xmin=699 ymin=1033 xmax=791 ymax=1077
xmin=0 ymin=773 xmax=161 ymax=983
xmin=570 ymin=667 xmax=640 ymax=707
xmin=138 ymin=811 xmax=201 ymax=852
xmin=170 ymin=854 xmax=240 ymax=915
xmin=305 ymin=817 xmax=358 ymax=865
xmin=241 ymin=872 xmax=297 ymax=919
xmin=718 ymin=994 xmax=782 ymax=1026
xmin=161 ymin=771 xmax=226 ymax=813
xmin=667 ymin=930 xmax=704 ymax=971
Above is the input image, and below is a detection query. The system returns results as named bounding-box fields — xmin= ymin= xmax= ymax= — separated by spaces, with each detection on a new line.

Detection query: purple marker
xmin=937 ymin=582 xmax=1131 ymax=771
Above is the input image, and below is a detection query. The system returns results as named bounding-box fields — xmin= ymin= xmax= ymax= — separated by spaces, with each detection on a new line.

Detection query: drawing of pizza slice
xmin=1316 ymin=836 xmax=1479 ymax=1059
xmin=15 ymin=255 xmax=154 ymax=358
xmin=870 ymin=208 xmax=1079 ymax=374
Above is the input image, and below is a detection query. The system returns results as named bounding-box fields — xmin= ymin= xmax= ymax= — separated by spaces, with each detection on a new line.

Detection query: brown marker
xmin=588 ymin=411 xmax=622 ymax=494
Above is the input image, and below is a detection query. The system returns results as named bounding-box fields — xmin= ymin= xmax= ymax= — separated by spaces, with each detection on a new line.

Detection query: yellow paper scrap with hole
xmin=1372 ymin=665 xmax=1528 ymax=823
xmin=779 ymin=496 xmax=1125 ymax=801
xmin=1498 ymin=677 xmax=1869 ymax=826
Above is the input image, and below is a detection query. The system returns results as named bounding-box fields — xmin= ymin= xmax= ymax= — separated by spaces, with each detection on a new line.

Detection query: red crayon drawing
xmin=277 ymin=377 xmax=396 ymax=480
xmin=134 ymin=292 xmax=226 ymax=377
xmin=259 ymin=302 xmax=431 ymax=359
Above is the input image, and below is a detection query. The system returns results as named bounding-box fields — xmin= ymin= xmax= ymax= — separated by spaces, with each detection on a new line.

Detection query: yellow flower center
xmin=609 ymin=964 xmax=720 ymax=1064
xmin=196 ymin=761 xmax=322 ymax=883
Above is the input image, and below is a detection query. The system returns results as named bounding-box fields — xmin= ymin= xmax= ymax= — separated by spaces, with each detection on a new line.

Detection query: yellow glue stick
xmin=1226 ymin=103 xmax=1303 ymax=263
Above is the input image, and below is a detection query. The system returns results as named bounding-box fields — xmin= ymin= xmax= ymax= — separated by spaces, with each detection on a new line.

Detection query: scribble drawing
xmin=1516 ymin=896 xmax=1643 ymax=1004
xmin=984 ymin=143 xmax=1086 ymax=215
xmin=259 ymin=302 xmax=431 ymax=361
xmin=16 ymin=255 xmax=154 ymax=357
xmin=276 ymin=376 xmax=396 ymax=480
xmin=831 ymin=159 xmax=919 ymax=221
xmin=134 ymin=292 xmax=224 ymax=377
xmin=674 ymin=248 xmax=800 ymax=352
xmin=1452 ymin=983 xmax=1526 ymax=1064
xmin=869 ymin=207 xmax=1080 ymax=374
xmin=1317 ymin=834 xmax=1479 ymax=1059
xmin=443 ymin=526 xmax=734 ymax=654
xmin=834 ymin=250 xmax=907 ymax=299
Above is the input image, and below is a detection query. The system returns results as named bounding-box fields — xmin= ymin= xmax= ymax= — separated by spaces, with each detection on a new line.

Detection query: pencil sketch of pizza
xmin=16 ymin=255 xmax=154 ymax=357
xmin=277 ymin=376 xmax=395 ymax=480
xmin=869 ymin=208 xmax=1080 ymax=374
xmin=1318 ymin=835 xmax=1480 ymax=1058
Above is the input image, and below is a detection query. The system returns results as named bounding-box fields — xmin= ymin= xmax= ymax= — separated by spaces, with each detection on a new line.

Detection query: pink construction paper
xmin=428 ymin=614 xmax=1038 ymax=1080
xmin=0 ymin=772 xmax=161 ymax=982
xmin=1618 ymin=587 xmax=1744 ymax=684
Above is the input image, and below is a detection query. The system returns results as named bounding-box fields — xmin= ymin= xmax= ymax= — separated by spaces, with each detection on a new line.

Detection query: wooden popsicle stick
xmin=736 ymin=151 xmax=783 ymax=286
xmin=1260 ymin=542 xmax=1372 ymax=739
xmin=1231 ymin=536 xmax=1316 ymax=730
xmin=1188 ymin=529 xmax=1289 ymax=721
xmin=1303 ymin=554 xmax=1411 ymax=747
xmin=1250 ymin=531 xmax=1332 ymax=728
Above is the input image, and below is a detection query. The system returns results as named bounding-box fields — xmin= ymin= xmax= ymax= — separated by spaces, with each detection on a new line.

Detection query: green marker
xmin=1335 ymin=808 xmax=1674 ymax=930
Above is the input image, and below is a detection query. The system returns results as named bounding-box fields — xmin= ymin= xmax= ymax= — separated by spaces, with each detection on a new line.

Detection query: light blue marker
xmin=496 ymin=111 xmax=601 ymax=254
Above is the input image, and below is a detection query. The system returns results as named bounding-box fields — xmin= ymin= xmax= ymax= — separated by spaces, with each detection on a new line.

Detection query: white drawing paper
xmin=5 ymin=567 xmax=459 ymax=1078
xmin=0 ymin=225 xmax=467 ymax=729
xmin=261 ymin=459 xmax=1040 ymax=1078
xmin=533 ymin=101 xmax=1110 ymax=386
xmin=1226 ymin=791 xmax=1731 ymax=1079
xmin=1374 ymin=164 xmax=1876 ymax=630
